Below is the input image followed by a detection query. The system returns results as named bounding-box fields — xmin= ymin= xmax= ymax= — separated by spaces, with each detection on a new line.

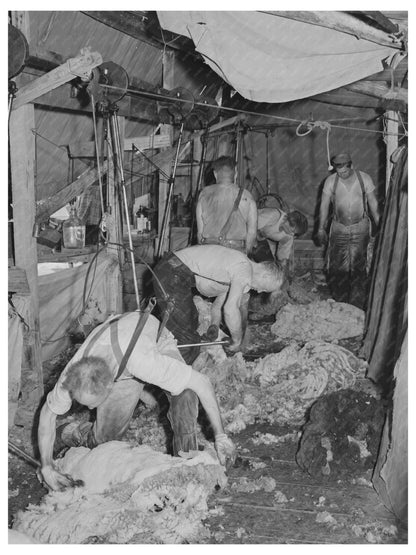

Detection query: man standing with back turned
xmin=196 ymin=156 xmax=258 ymax=254
xmin=317 ymin=152 xmax=380 ymax=309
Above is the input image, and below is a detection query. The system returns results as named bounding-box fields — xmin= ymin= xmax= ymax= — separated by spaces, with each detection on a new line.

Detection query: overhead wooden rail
xmin=260 ymin=11 xmax=405 ymax=49
xmin=12 ymin=47 xmax=102 ymax=110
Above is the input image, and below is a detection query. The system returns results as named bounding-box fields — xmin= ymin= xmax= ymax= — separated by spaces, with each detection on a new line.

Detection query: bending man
xmin=253 ymin=207 xmax=308 ymax=276
xmin=317 ymin=152 xmax=380 ymax=308
xmin=38 ymin=311 xmax=236 ymax=491
xmin=152 ymin=244 xmax=284 ymax=360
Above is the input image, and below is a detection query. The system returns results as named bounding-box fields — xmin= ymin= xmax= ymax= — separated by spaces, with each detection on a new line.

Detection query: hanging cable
xmin=101 ymin=82 xmax=407 ymax=138
xmin=90 ymin=94 xmax=106 ymax=215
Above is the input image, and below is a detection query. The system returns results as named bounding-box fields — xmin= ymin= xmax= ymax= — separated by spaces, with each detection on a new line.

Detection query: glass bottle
xmin=63 ymin=205 xmax=85 ymax=248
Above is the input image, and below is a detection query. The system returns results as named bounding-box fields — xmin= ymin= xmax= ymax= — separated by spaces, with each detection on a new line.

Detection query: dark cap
xmin=331 ymin=152 xmax=352 ymax=165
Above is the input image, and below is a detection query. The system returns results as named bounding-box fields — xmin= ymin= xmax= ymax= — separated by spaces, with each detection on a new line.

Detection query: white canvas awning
xmin=157 ymin=11 xmax=398 ymax=103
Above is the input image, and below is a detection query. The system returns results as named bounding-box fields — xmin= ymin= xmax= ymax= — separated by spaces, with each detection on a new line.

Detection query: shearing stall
xmin=8 ymin=9 xmax=408 ymax=546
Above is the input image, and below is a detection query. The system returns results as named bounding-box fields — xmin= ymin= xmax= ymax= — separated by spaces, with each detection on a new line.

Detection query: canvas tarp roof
xmin=157 ymin=11 xmax=398 ymax=103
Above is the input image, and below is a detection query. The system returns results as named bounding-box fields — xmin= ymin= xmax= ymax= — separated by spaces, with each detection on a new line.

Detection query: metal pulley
xmin=186 ymin=96 xmax=220 ymax=130
xmin=157 ymin=86 xmax=194 ymax=124
xmin=86 ymin=61 xmax=129 ymax=109
xmin=8 ymin=24 xmax=29 ymax=79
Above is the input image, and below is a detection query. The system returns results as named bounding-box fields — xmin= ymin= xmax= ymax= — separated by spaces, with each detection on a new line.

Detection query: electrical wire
xmin=101 ymin=82 xmax=407 ymax=138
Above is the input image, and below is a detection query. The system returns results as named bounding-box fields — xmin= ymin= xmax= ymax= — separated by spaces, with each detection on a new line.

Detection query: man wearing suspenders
xmin=37 ymin=312 xmax=236 ymax=491
xmin=196 ymin=156 xmax=258 ymax=254
xmin=317 ymin=153 xmax=380 ymax=309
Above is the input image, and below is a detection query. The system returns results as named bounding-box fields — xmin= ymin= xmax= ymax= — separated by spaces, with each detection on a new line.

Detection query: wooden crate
xmin=294 ymin=239 xmax=325 ymax=271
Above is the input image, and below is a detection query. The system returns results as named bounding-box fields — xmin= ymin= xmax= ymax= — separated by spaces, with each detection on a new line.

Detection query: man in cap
xmin=317 ymin=153 xmax=380 ymax=308
xmin=196 ymin=156 xmax=258 ymax=255
xmin=37 ymin=311 xmax=236 ymax=491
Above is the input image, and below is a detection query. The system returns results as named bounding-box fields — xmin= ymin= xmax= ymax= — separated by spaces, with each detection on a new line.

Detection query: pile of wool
xmin=271 ymin=300 xmax=364 ymax=342
xmin=201 ymin=342 xmax=367 ymax=431
xmin=13 ymin=441 xmax=226 ymax=544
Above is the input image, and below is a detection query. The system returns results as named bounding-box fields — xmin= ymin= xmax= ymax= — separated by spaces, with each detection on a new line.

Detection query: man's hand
xmin=38 ymin=464 xmax=84 ymax=492
xmin=224 ymin=341 xmax=241 ymax=354
xmin=215 ymin=433 xmax=237 ymax=468
xmin=316 ymin=229 xmax=328 ymax=246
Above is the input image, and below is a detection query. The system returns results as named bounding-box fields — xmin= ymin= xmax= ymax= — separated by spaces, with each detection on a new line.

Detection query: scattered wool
xmin=273 ymin=490 xmax=289 ymax=504
xmin=201 ymin=341 xmax=366 ymax=431
xmin=316 ymin=511 xmax=338 ymax=526
xmin=231 ymin=476 xmax=276 ymax=493
xmin=251 ymin=432 xmax=298 ymax=445
xmin=249 ymin=460 xmax=267 ymax=470
xmin=13 ymin=441 xmax=226 ymax=544
xmin=271 ymin=300 xmax=364 ymax=342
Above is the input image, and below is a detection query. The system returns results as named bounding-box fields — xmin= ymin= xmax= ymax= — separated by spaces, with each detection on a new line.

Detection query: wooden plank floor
xmin=204 ymin=424 xmax=407 ymax=545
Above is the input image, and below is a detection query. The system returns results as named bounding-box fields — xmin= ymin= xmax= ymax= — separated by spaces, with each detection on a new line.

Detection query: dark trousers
xmin=152 ymin=252 xmax=201 ymax=364
xmin=63 ymin=378 xmax=199 ymax=456
xmin=327 ymin=218 xmax=370 ymax=309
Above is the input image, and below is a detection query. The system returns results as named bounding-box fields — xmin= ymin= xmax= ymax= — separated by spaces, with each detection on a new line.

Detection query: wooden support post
xmin=9 ymin=103 xmax=44 ymax=421
xmin=106 ymin=127 xmax=119 ymax=260
xmin=385 ymin=111 xmax=399 ymax=191
xmin=9 ymin=11 xmax=43 ymax=428
xmin=157 ymin=50 xmax=175 ymax=254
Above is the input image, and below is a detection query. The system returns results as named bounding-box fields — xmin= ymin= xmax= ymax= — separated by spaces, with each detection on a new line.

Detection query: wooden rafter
xmin=260 ymin=11 xmax=403 ymax=49
xmin=13 ymin=48 xmax=102 ymax=110
xmin=35 ymin=167 xmax=107 ymax=224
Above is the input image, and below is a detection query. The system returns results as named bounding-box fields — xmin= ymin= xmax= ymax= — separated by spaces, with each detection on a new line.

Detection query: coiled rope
xmin=296 ymin=120 xmax=333 ymax=170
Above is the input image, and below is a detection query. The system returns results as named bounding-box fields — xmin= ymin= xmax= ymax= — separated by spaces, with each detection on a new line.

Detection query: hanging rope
xmin=296 ymin=120 xmax=333 ymax=170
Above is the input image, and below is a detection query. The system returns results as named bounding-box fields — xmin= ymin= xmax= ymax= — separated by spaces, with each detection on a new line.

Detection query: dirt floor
xmin=8 ymin=270 xmax=408 ymax=544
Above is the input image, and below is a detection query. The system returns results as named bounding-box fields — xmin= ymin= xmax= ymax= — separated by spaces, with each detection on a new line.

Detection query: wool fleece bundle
xmin=13 ymin=441 xmax=227 ymax=544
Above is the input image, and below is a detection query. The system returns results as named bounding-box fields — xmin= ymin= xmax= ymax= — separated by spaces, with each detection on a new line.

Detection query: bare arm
xmin=367 ymin=190 xmax=380 ymax=227
xmin=38 ymin=402 xmax=81 ymax=491
xmin=245 ymin=197 xmax=258 ymax=254
xmin=223 ymin=280 xmax=246 ymax=350
xmin=318 ymin=191 xmax=332 ymax=230
xmin=186 ymin=370 xmax=237 ymax=466
xmin=211 ymin=291 xmax=228 ymax=328
xmin=186 ymin=370 xmax=224 ymax=436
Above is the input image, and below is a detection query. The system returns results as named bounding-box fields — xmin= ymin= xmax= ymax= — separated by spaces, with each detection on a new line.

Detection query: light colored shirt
xmin=323 ymin=171 xmax=375 ymax=225
xmin=46 ymin=313 xmax=192 ymax=415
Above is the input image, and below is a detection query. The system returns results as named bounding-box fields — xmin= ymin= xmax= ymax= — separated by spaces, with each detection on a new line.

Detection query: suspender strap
xmin=110 ymin=321 xmax=124 ymax=365
xmin=83 ymin=316 xmax=121 ymax=359
xmin=219 ymin=187 xmax=244 ymax=240
xmin=333 ymin=171 xmax=367 ymax=220
xmin=114 ymin=298 xmax=156 ymax=382
xmin=333 ymin=174 xmax=339 ymax=221
xmin=355 ymin=170 xmax=368 ymax=217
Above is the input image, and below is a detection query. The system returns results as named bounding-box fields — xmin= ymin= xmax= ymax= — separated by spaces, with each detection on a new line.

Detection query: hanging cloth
xmin=362 ymin=146 xmax=407 ymax=390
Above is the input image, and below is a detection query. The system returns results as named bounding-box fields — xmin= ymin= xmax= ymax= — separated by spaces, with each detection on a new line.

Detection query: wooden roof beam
xmin=35 ymin=167 xmax=107 ymax=224
xmin=260 ymin=11 xmax=404 ymax=49
xmin=12 ymin=48 xmax=102 ymax=110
